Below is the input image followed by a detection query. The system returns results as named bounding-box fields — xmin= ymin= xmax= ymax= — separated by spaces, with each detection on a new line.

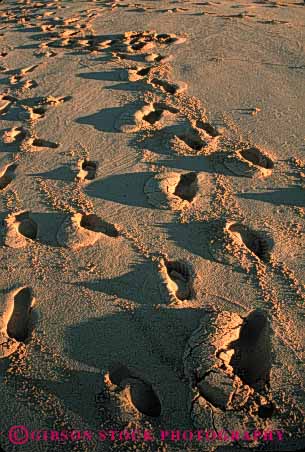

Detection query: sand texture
xmin=0 ymin=0 xmax=304 ymax=451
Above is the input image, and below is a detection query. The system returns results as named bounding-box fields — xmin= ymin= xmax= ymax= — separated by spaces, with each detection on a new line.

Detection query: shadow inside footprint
xmin=195 ymin=120 xmax=219 ymax=137
xmin=228 ymin=223 xmax=272 ymax=263
xmin=173 ymin=172 xmax=198 ymax=202
xmin=17 ymin=212 xmax=38 ymax=240
xmin=109 ymin=363 xmax=162 ymax=417
xmin=229 ymin=310 xmax=272 ymax=391
xmin=32 ymin=138 xmax=59 ymax=149
xmin=7 ymin=287 xmax=34 ymax=342
xmin=240 ymin=147 xmax=274 ymax=170
xmin=177 ymin=131 xmax=205 ymax=151
xmin=80 ymin=214 xmax=119 ymax=237
xmin=82 ymin=159 xmax=98 ymax=180
xmin=164 ymin=260 xmax=193 ymax=300
xmin=0 ymin=163 xmax=17 ymax=190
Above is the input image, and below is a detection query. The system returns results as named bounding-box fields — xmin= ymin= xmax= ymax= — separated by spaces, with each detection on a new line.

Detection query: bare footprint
xmin=159 ymin=258 xmax=194 ymax=303
xmin=0 ymin=162 xmax=17 ymax=190
xmin=107 ymin=363 xmax=162 ymax=417
xmin=150 ymin=77 xmax=187 ymax=95
xmin=3 ymin=126 xmax=27 ymax=144
xmin=57 ymin=213 xmax=119 ymax=249
xmin=21 ymin=79 xmax=38 ymax=90
xmin=26 ymin=137 xmax=59 ymax=150
xmin=0 ymin=287 xmax=34 ymax=358
xmin=3 ymin=211 xmax=38 ymax=248
xmin=195 ymin=119 xmax=220 ymax=137
xmin=141 ymin=102 xmax=178 ymax=125
xmin=226 ymin=222 xmax=272 ymax=263
xmin=0 ymin=96 xmax=11 ymax=115
xmin=224 ymin=146 xmax=274 ymax=178
xmin=7 ymin=287 xmax=35 ymax=342
xmin=144 ymin=172 xmax=199 ymax=210
xmin=229 ymin=309 xmax=272 ymax=391
xmin=76 ymin=158 xmax=98 ymax=181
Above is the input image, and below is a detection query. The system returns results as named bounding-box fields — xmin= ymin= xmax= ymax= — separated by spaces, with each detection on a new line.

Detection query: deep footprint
xmin=151 ymin=78 xmax=182 ymax=95
xmin=240 ymin=147 xmax=274 ymax=170
xmin=142 ymin=103 xmax=178 ymax=125
xmin=109 ymin=363 xmax=162 ymax=417
xmin=173 ymin=172 xmax=198 ymax=202
xmin=227 ymin=223 xmax=271 ymax=262
xmin=0 ymin=163 xmax=17 ymax=190
xmin=7 ymin=287 xmax=34 ymax=342
xmin=31 ymin=138 xmax=59 ymax=149
xmin=195 ymin=120 xmax=219 ymax=137
xmin=229 ymin=309 xmax=272 ymax=390
xmin=80 ymin=214 xmax=119 ymax=237
xmin=177 ymin=130 xmax=205 ymax=151
xmin=16 ymin=212 xmax=38 ymax=240
xmin=81 ymin=159 xmax=98 ymax=180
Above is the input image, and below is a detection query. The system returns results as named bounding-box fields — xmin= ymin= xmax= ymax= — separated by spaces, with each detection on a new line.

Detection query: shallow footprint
xmin=159 ymin=258 xmax=194 ymax=303
xmin=3 ymin=211 xmax=38 ymax=248
xmin=57 ymin=213 xmax=119 ymax=249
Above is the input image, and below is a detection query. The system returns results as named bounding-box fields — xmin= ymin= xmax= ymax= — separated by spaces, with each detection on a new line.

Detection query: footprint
xmin=144 ymin=172 xmax=198 ymax=210
xmin=9 ymin=75 xmax=23 ymax=85
xmin=3 ymin=126 xmax=27 ymax=144
xmin=0 ymin=162 xmax=17 ymax=190
xmin=155 ymin=33 xmax=187 ymax=45
xmin=144 ymin=53 xmax=173 ymax=63
xmin=115 ymin=103 xmax=155 ymax=133
xmin=41 ymin=95 xmax=71 ymax=107
xmin=173 ymin=172 xmax=198 ymax=202
xmin=159 ymin=258 xmax=194 ymax=303
xmin=21 ymin=79 xmax=38 ymax=90
xmin=3 ymin=211 xmax=38 ymax=248
xmin=0 ymin=287 xmax=35 ymax=358
xmin=32 ymin=106 xmax=46 ymax=120
xmin=57 ymin=213 xmax=119 ymax=249
xmin=224 ymin=146 xmax=274 ymax=178
xmin=0 ymin=96 xmax=11 ymax=115
xmin=229 ymin=309 xmax=272 ymax=390
xmin=195 ymin=119 xmax=220 ymax=137
xmin=176 ymin=129 xmax=206 ymax=151
xmin=7 ymin=287 xmax=35 ymax=342
xmin=184 ymin=309 xmax=251 ymax=420
xmin=128 ymin=65 xmax=152 ymax=81
xmin=76 ymin=158 xmax=98 ymax=181
xmin=226 ymin=222 xmax=272 ymax=263
xmin=27 ymin=137 xmax=59 ymax=150
xmin=80 ymin=214 xmax=119 ymax=237
xmin=150 ymin=77 xmax=187 ymax=95
xmin=107 ymin=363 xmax=162 ymax=417
xmin=141 ymin=102 xmax=178 ymax=125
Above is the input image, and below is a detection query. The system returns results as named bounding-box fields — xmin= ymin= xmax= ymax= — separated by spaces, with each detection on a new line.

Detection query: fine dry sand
xmin=0 ymin=0 xmax=305 ymax=451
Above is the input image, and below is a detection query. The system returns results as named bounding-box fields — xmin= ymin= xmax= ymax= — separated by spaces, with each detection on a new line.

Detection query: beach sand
xmin=0 ymin=0 xmax=304 ymax=450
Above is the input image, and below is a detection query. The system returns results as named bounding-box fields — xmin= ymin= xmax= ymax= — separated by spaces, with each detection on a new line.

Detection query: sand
xmin=0 ymin=0 xmax=304 ymax=451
